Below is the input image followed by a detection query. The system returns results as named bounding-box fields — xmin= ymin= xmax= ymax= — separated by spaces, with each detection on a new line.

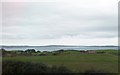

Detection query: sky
xmin=0 ymin=0 xmax=119 ymax=46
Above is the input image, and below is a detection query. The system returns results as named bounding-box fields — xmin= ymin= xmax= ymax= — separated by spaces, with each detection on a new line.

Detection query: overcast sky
xmin=1 ymin=0 xmax=119 ymax=46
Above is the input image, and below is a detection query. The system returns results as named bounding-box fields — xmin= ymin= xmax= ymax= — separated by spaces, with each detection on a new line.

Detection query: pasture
xmin=2 ymin=50 xmax=118 ymax=73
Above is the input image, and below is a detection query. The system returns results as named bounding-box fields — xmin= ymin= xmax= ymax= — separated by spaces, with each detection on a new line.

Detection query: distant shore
xmin=0 ymin=45 xmax=118 ymax=51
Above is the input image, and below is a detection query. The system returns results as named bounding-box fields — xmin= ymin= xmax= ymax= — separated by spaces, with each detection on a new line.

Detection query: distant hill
xmin=0 ymin=45 xmax=118 ymax=48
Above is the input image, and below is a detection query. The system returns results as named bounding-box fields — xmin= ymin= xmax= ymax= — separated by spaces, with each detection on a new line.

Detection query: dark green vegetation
xmin=2 ymin=60 xmax=72 ymax=74
xmin=2 ymin=60 xmax=118 ymax=75
xmin=1 ymin=49 xmax=119 ymax=74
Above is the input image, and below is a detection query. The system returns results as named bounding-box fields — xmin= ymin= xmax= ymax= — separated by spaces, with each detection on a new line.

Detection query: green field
xmin=2 ymin=50 xmax=118 ymax=73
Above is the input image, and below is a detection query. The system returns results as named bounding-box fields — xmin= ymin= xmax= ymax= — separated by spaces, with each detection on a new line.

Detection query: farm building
xmin=80 ymin=50 xmax=87 ymax=54
xmin=87 ymin=50 xmax=96 ymax=54
xmin=80 ymin=50 xmax=96 ymax=54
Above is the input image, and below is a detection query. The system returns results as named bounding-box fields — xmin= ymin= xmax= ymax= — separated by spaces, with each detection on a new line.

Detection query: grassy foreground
xmin=2 ymin=50 xmax=118 ymax=73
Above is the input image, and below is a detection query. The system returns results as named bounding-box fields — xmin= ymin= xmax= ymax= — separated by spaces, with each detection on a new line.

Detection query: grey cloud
xmin=2 ymin=2 xmax=118 ymax=41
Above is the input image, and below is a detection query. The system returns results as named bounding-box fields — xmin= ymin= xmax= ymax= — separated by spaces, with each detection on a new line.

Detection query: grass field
xmin=2 ymin=50 xmax=118 ymax=73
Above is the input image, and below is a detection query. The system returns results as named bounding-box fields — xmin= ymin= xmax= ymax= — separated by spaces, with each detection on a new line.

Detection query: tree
xmin=25 ymin=49 xmax=36 ymax=53
xmin=24 ymin=49 xmax=36 ymax=56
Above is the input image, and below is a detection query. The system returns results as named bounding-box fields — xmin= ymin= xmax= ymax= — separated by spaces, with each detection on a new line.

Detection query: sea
xmin=0 ymin=45 xmax=118 ymax=52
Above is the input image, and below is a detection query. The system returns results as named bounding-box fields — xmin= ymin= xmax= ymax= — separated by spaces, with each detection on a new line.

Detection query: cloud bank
xmin=1 ymin=0 xmax=118 ymax=45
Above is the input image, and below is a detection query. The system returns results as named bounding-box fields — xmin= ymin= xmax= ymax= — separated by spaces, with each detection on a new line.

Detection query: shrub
xmin=2 ymin=60 xmax=50 ymax=74
xmin=2 ymin=60 xmax=72 ymax=74
xmin=50 ymin=65 xmax=72 ymax=73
